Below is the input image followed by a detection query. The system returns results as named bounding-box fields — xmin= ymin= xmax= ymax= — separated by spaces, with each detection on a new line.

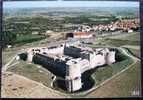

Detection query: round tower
xmin=27 ymin=49 xmax=34 ymax=62
xmin=27 ymin=52 xmax=33 ymax=63
xmin=65 ymin=61 xmax=82 ymax=92
xmin=106 ymin=51 xmax=116 ymax=65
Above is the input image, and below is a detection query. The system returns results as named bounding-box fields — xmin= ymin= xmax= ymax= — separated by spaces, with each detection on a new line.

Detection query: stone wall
xmin=23 ymin=44 xmax=116 ymax=92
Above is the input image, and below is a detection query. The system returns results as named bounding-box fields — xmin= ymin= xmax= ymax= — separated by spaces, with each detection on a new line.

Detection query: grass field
xmin=109 ymin=32 xmax=140 ymax=41
xmin=85 ymin=61 xmax=141 ymax=98
xmin=128 ymin=48 xmax=140 ymax=58
xmin=103 ymin=38 xmax=139 ymax=47
xmin=124 ymin=47 xmax=140 ymax=58
xmin=96 ymin=32 xmax=140 ymax=47
xmin=91 ymin=47 xmax=134 ymax=86
xmin=7 ymin=61 xmax=53 ymax=87
xmin=93 ymin=58 xmax=133 ymax=86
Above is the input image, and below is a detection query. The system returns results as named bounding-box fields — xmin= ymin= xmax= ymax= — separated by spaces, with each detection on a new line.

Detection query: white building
xmin=128 ymin=29 xmax=133 ymax=33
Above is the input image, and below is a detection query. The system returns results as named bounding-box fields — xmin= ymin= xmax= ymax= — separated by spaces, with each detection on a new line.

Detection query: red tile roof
xmin=74 ymin=32 xmax=91 ymax=36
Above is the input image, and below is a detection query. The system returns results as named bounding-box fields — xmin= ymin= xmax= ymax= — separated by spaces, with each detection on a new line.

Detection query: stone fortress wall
xmin=20 ymin=41 xmax=116 ymax=92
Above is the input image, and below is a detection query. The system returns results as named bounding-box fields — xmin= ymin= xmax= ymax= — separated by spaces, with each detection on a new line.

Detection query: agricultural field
xmin=94 ymin=32 xmax=140 ymax=47
xmin=105 ymin=32 xmax=140 ymax=58
xmin=14 ymin=34 xmax=46 ymax=45
xmin=108 ymin=32 xmax=140 ymax=41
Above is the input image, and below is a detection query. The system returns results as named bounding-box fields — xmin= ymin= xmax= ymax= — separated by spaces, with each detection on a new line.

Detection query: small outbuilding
xmin=66 ymin=32 xmax=92 ymax=39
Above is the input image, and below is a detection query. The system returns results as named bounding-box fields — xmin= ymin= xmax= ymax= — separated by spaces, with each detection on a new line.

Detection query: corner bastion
xmin=19 ymin=41 xmax=116 ymax=92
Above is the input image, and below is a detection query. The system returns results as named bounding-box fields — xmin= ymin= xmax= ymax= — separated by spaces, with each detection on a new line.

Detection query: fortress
xmin=20 ymin=41 xmax=116 ymax=92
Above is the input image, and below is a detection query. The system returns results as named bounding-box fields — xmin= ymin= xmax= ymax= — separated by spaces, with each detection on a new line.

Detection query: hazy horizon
xmin=4 ymin=1 xmax=139 ymax=8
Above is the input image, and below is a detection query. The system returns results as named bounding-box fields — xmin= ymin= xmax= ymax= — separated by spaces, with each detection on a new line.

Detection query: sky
xmin=4 ymin=1 xmax=139 ymax=8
